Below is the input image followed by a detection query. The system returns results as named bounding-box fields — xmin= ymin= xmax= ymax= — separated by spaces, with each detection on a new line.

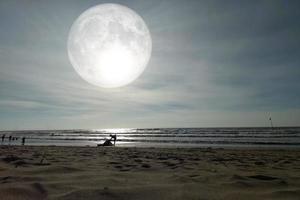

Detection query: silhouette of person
xmin=9 ymin=135 xmax=12 ymax=142
xmin=22 ymin=137 xmax=26 ymax=145
xmin=110 ymin=134 xmax=117 ymax=146
xmin=1 ymin=134 xmax=5 ymax=142
xmin=97 ymin=134 xmax=117 ymax=147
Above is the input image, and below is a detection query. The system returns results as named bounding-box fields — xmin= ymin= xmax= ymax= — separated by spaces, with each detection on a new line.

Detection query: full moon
xmin=68 ymin=4 xmax=152 ymax=88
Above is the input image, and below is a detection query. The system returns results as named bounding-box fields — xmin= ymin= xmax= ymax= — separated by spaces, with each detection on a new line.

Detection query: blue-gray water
xmin=1 ymin=127 xmax=300 ymax=148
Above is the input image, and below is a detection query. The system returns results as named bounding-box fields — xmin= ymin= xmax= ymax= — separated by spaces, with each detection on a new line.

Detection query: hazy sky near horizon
xmin=0 ymin=0 xmax=300 ymax=130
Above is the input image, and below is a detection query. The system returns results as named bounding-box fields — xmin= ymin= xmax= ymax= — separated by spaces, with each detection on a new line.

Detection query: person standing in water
xmin=1 ymin=134 xmax=5 ymax=143
xmin=22 ymin=137 xmax=26 ymax=145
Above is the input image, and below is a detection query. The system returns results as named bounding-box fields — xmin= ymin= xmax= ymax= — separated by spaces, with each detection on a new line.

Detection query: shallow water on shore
xmin=1 ymin=127 xmax=300 ymax=148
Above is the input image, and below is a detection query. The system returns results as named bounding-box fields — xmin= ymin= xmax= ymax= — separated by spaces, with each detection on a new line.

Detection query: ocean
xmin=1 ymin=127 xmax=300 ymax=148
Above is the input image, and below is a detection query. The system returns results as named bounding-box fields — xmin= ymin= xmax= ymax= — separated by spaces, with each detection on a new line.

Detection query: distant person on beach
xmin=1 ymin=134 xmax=5 ymax=142
xmin=9 ymin=135 xmax=12 ymax=142
xmin=22 ymin=137 xmax=26 ymax=145
xmin=97 ymin=134 xmax=117 ymax=147
xmin=110 ymin=134 xmax=117 ymax=146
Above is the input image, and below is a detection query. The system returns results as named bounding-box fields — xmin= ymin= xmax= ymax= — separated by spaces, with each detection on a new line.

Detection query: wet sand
xmin=0 ymin=146 xmax=300 ymax=200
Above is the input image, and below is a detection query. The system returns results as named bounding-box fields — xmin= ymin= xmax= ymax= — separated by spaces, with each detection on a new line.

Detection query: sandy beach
xmin=0 ymin=146 xmax=299 ymax=200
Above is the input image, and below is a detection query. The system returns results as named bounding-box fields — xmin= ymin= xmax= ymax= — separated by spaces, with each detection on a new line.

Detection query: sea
xmin=1 ymin=127 xmax=300 ymax=148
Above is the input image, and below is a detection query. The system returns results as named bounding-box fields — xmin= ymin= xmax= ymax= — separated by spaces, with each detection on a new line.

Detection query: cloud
xmin=0 ymin=0 xmax=299 ymax=129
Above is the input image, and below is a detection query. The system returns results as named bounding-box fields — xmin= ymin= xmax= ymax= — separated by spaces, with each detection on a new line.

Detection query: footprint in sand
xmin=248 ymin=175 xmax=279 ymax=181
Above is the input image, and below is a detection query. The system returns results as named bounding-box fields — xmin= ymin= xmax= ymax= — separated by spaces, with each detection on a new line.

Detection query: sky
xmin=0 ymin=0 xmax=300 ymax=130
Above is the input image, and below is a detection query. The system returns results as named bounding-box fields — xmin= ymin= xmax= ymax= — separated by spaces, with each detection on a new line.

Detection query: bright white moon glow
xmin=68 ymin=4 xmax=152 ymax=88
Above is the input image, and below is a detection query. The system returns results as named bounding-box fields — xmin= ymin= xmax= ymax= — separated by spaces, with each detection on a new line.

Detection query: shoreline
xmin=1 ymin=144 xmax=300 ymax=150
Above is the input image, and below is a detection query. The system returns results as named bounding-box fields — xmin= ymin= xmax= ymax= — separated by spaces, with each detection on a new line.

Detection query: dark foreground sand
xmin=0 ymin=146 xmax=300 ymax=200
